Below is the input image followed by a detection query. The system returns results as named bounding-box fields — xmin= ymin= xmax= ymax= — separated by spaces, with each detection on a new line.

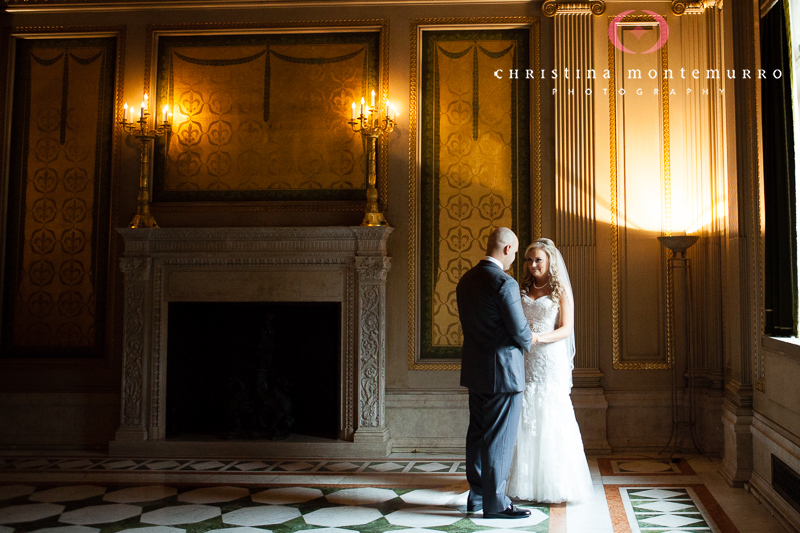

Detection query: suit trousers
xmin=465 ymin=389 xmax=523 ymax=513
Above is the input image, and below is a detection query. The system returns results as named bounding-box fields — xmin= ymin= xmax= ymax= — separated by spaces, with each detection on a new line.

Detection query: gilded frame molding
xmin=142 ymin=20 xmax=390 ymax=213
xmin=609 ymin=15 xmax=672 ymax=370
xmin=407 ymin=17 xmax=541 ymax=371
xmin=0 ymin=25 xmax=125 ymax=371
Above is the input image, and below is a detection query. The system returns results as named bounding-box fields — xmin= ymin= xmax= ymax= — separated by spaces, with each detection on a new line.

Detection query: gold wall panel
xmin=144 ymin=22 xmax=388 ymax=212
xmin=2 ymin=35 xmax=119 ymax=358
xmin=609 ymin=15 xmax=673 ymax=370
xmin=408 ymin=18 xmax=540 ymax=370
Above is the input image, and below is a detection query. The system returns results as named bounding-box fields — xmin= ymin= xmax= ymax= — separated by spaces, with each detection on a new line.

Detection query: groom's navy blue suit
xmin=457 ymin=259 xmax=532 ymax=514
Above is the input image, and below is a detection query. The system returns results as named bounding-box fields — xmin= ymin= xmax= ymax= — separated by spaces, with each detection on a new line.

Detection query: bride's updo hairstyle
xmin=520 ymin=238 xmax=566 ymax=303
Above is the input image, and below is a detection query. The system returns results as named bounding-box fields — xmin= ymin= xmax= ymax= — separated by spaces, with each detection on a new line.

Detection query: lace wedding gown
xmin=506 ymin=294 xmax=594 ymax=503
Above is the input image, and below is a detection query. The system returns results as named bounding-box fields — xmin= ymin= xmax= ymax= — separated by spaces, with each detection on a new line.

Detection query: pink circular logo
xmin=608 ymin=10 xmax=670 ymax=54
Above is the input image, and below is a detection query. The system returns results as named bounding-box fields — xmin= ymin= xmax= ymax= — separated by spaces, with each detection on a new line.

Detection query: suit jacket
xmin=457 ymin=260 xmax=532 ymax=393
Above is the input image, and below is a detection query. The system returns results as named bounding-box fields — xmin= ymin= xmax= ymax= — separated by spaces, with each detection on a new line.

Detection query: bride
xmin=506 ymin=238 xmax=594 ymax=503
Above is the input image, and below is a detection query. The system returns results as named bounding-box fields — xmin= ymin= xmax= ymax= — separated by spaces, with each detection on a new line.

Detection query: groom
xmin=456 ymin=227 xmax=532 ymax=519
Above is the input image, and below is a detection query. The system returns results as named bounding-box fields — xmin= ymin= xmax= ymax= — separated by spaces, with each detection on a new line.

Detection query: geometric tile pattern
xmin=616 ymin=486 xmax=719 ymax=533
xmin=0 ymin=458 xmax=465 ymax=475
xmin=0 ymin=484 xmax=551 ymax=532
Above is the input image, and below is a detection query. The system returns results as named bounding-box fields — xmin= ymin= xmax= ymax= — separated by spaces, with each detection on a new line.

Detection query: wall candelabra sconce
xmin=349 ymin=90 xmax=395 ymax=226
xmin=120 ymin=93 xmax=171 ymax=229
xmin=657 ymin=234 xmax=703 ymax=457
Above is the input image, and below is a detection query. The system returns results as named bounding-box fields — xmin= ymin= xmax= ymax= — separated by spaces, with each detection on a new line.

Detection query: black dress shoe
xmin=483 ymin=505 xmax=531 ymax=519
xmin=466 ymin=504 xmax=482 ymax=513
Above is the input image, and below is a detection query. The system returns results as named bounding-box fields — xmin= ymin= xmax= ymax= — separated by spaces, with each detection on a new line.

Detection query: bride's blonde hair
xmin=520 ymin=238 xmax=566 ymax=303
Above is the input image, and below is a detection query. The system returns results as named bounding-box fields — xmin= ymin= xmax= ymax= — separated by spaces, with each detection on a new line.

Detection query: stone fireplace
xmin=110 ymin=226 xmax=393 ymax=457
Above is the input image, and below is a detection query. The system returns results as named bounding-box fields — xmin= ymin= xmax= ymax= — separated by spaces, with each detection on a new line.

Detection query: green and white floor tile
xmin=1 ymin=455 xmax=793 ymax=532
xmin=0 ymin=485 xmax=552 ymax=533
xmin=620 ymin=487 xmax=715 ymax=532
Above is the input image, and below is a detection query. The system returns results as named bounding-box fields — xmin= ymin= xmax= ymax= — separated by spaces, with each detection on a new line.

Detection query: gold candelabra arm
xmin=120 ymin=111 xmax=171 ymax=138
xmin=348 ymin=110 xmax=396 ymax=136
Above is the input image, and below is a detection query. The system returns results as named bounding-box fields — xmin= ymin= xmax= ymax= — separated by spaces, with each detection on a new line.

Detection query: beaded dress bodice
xmin=520 ymin=294 xmax=569 ymax=390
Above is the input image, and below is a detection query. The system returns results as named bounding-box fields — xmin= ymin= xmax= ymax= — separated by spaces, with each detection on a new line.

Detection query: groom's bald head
xmin=486 ymin=227 xmax=517 ymax=255
xmin=486 ymin=227 xmax=519 ymax=270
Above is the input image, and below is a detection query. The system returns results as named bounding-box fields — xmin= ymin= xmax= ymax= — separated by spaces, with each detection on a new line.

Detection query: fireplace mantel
xmin=110 ymin=226 xmax=393 ymax=457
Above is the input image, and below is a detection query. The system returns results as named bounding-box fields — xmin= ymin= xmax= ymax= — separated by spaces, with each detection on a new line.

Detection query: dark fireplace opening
xmin=166 ymin=302 xmax=341 ymax=441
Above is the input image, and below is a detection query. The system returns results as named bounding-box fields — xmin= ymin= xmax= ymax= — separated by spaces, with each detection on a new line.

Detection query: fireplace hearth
xmin=166 ymin=302 xmax=340 ymax=441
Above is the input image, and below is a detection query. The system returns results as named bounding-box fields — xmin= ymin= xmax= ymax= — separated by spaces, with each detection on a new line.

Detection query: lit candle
xmin=360 ymin=97 xmax=365 ymax=117
xmin=351 ymin=102 xmax=356 ymax=120
xmin=391 ymin=104 xmax=396 ymax=122
xmin=123 ymin=103 xmax=128 ymax=122
xmin=140 ymin=102 xmax=145 ymax=121
xmin=143 ymin=93 xmax=149 ymax=111
xmin=162 ymin=104 xmax=169 ymax=124
xmin=371 ymin=89 xmax=375 ymax=108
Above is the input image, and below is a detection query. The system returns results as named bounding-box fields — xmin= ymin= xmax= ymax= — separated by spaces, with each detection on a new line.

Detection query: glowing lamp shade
xmin=657 ymin=235 xmax=699 ymax=254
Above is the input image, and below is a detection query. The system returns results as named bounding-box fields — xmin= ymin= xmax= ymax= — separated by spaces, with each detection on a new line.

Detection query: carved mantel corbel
xmin=543 ymin=0 xmax=606 ymax=16
xmin=672 ymin=0 xmax=723 ymax=16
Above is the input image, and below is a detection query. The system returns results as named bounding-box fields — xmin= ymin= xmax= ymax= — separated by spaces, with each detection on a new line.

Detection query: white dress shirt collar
xmin=483 ymin=255 xmax=504 ymax=270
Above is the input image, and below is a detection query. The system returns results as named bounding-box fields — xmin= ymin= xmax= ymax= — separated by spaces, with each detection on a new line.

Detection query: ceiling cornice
xmin=4 ymin=0 xmax=532 ymax=14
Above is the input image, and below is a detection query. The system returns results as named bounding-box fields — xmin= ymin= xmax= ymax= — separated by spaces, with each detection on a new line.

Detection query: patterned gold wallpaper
xmin=419 ymin=28 xmax=532 ymax=360
xmin=153 ymin=32 xmax=380 ymax=203
xmin=3 ymin=37 xmax=115 ymax=357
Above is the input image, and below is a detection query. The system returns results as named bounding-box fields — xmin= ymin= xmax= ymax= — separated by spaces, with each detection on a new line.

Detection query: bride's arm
xmin=532 ymin=293 xmax=573 ymax=344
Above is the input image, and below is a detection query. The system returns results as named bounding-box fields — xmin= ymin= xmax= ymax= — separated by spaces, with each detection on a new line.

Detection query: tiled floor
xmin=0 ymin=453 xmax=788 ymax=532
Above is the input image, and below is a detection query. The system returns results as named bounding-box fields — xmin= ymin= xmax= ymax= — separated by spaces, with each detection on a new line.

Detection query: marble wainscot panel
xmin=111 ymin=227 xmax=393 ymax=458
xmin=385 ymin=389 xmax=468 ymax=452
xmin=605 ymin=390 xmax=722 ymax=453
xmin=747 ymin=338 xmax=800 ymax=532
xmin=749 ymin=412 xmax=800 ymax=532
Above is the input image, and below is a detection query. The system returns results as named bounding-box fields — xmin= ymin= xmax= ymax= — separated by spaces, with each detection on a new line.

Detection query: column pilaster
xmin=548 ymin=1 xmax=610 ymax=452
xmin=115 ymin=256 xmax=153 ymax=442
xmin=352 ymin=227 xmax=393 ymax=445
xmin=721 ymin=0 xmax=759 ymax=485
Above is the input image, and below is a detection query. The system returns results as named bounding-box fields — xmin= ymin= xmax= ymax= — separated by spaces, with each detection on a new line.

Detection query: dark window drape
xmin=761 ymin=2 xmax=799 ymax=337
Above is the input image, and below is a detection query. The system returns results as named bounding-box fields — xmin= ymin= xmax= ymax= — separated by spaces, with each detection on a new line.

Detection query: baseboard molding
xmin=390 ymin=437 xmax=465 ymax=454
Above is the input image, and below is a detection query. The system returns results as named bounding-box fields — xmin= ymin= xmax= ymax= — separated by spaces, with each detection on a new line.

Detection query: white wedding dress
xmin=506 ymin=294 xmax=594 ymax=503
